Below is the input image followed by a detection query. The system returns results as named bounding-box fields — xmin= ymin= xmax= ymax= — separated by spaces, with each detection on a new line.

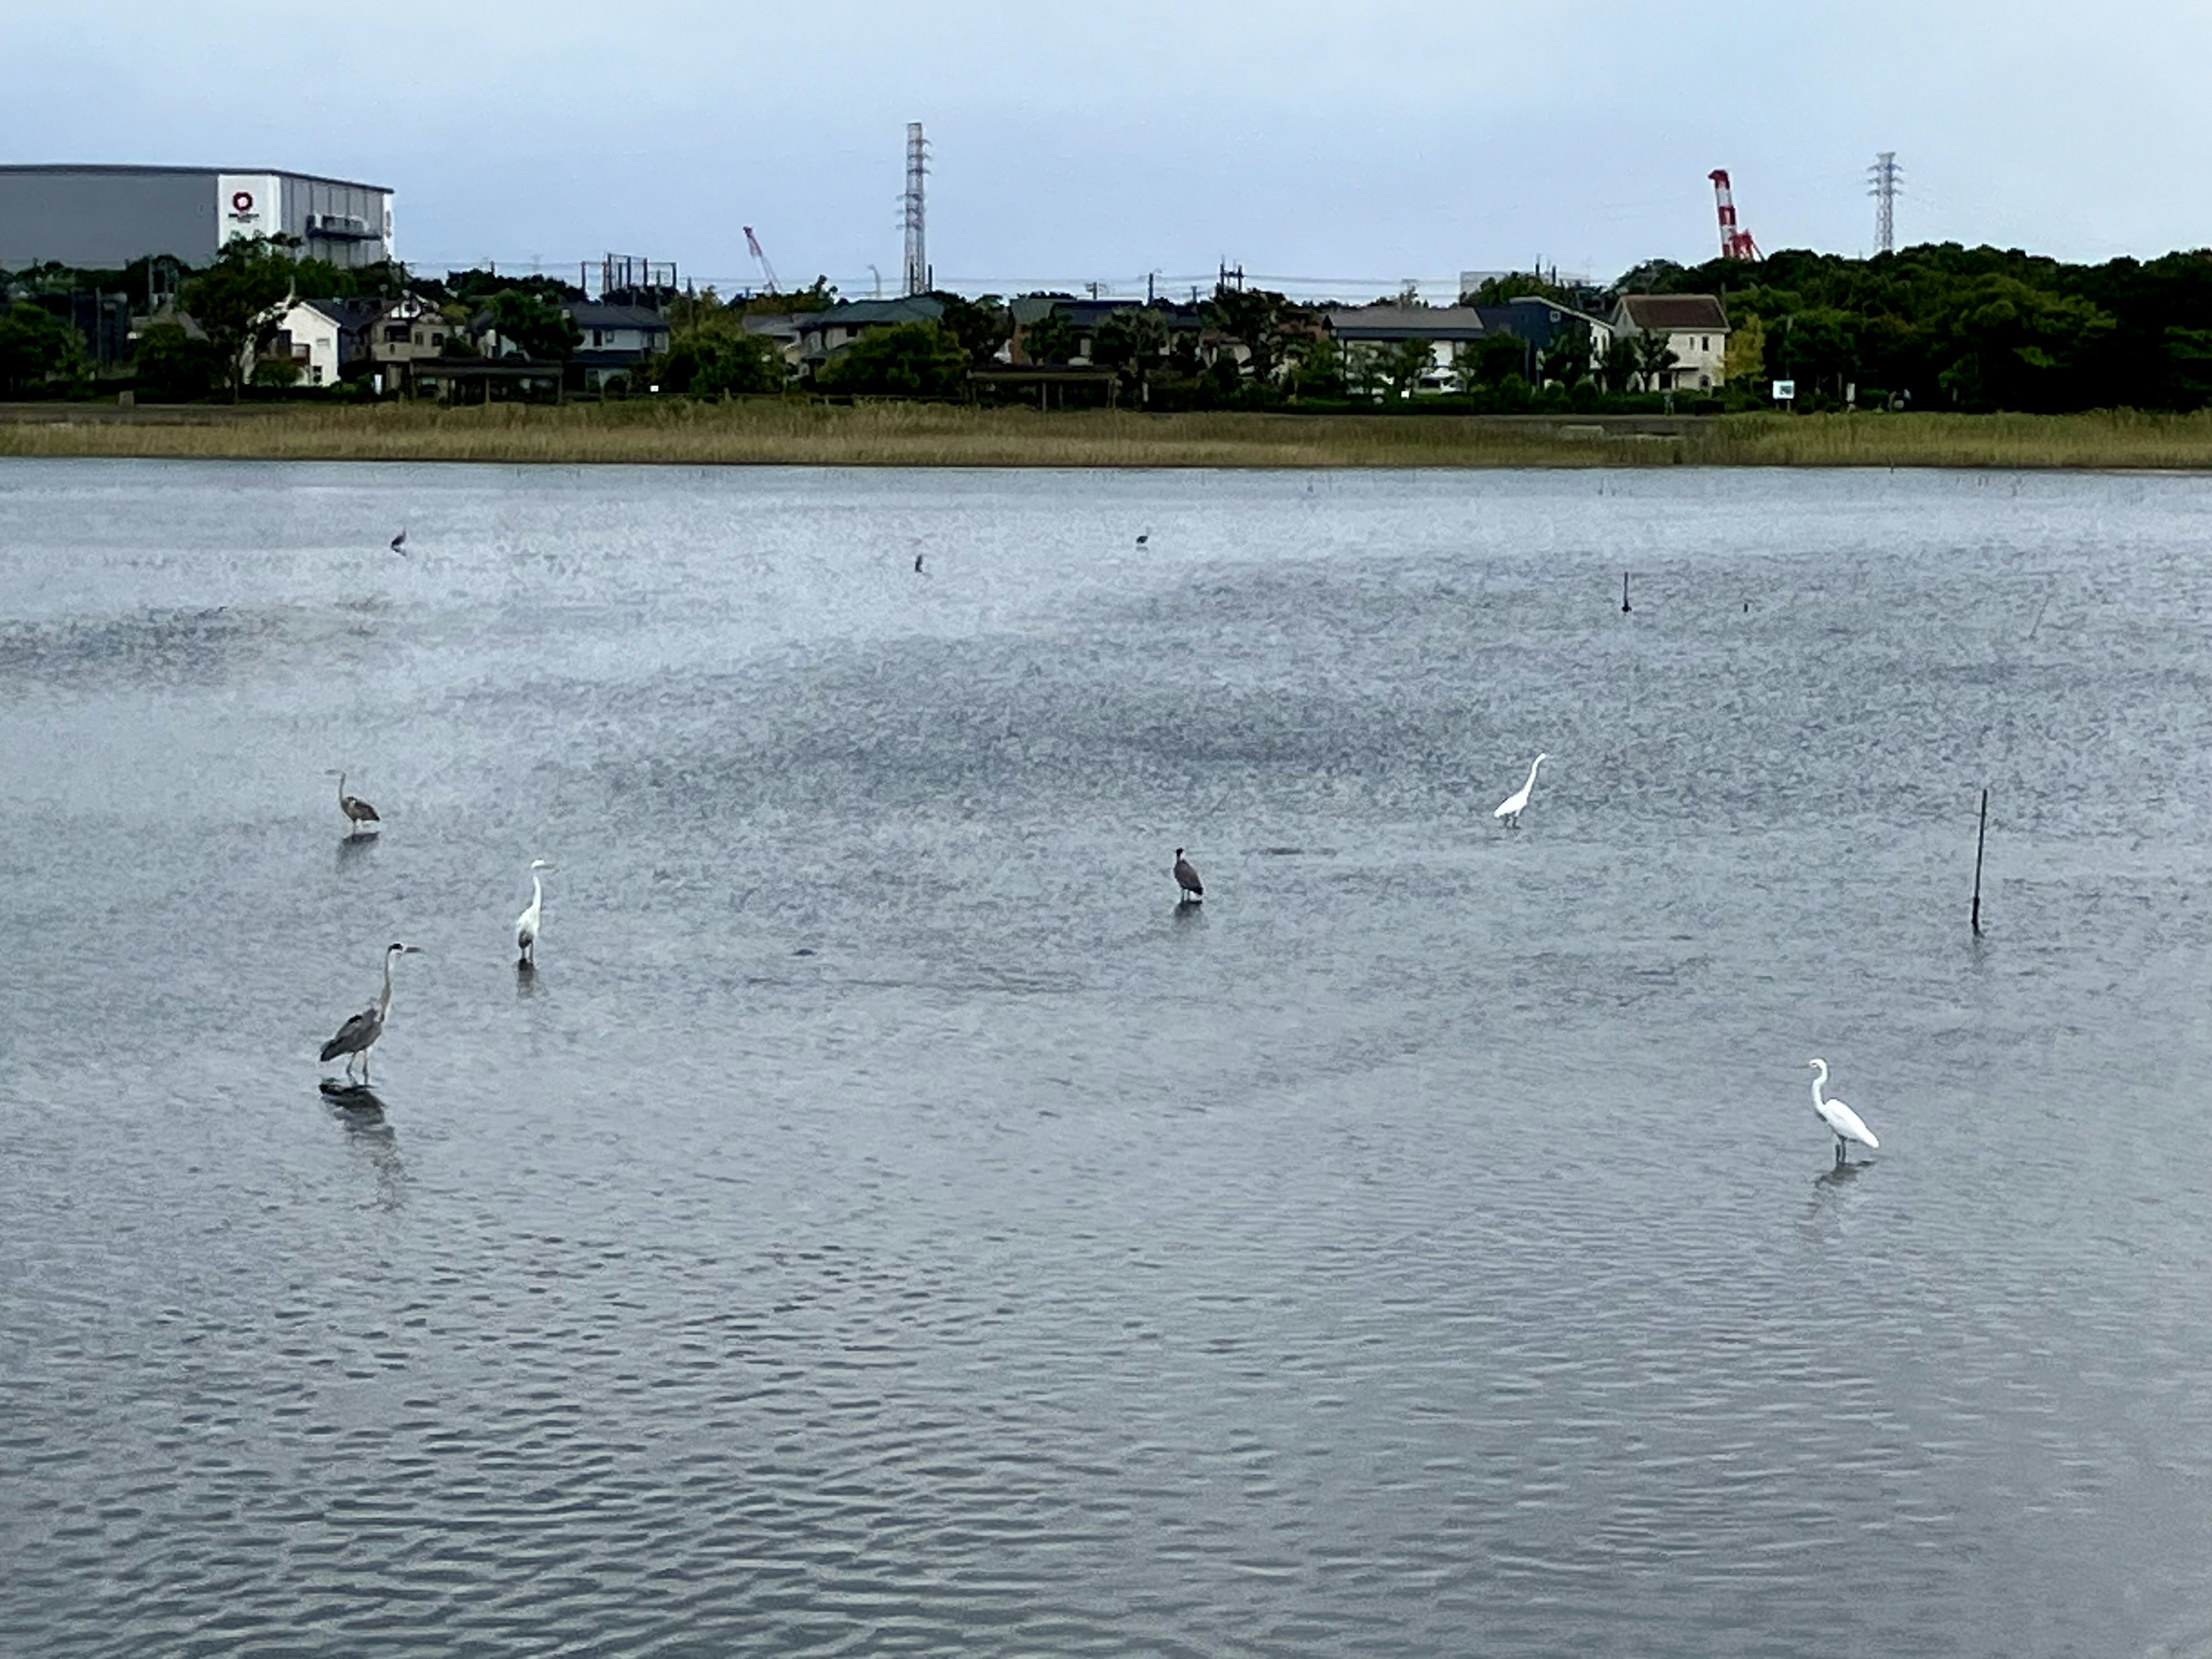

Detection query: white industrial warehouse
xmin=0 ymin=164 xmax=392 ymax=270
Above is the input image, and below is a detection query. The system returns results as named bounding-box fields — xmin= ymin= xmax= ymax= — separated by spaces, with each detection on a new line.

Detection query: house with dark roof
xmin=1472 ymin=296 xmax=1615 ymax=380
xmin=563 ymin=301 xmax=671 ymax=388
xmin=1324 ymin=304 xmax=1492 ymax=390
xmin=739 ymin=297 xmax=945 ymax=372
xmin=1610 ymin=294 xmax=1731 ymax=389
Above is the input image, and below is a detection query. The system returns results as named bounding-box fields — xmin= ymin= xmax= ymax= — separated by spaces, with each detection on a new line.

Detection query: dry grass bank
xmin=3 ymin=400 xmax=2211 ymax=470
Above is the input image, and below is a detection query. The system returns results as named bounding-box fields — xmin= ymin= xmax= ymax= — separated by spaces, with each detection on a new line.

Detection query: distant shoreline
xmin=3 ymin=402 xmax=2210 ymax=471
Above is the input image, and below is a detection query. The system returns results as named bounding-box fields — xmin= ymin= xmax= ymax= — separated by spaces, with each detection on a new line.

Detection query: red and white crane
xmin=743 ymin=225 xmax=780 ymax=293
xmin=1708 ymin=170 xmax=1760 ymax=261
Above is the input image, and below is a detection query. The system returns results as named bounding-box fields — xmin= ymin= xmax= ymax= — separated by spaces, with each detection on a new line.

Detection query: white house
xmin=1610 ymin=294 xmax=1731 ymax=390
xmin=266 ymin=296 xmax=380 ymax=387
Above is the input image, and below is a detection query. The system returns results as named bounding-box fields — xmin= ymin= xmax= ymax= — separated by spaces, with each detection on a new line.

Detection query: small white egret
xmin=320 ymin=943 xmax=421 ymax=1083
xmin=1172 ymin=848 xmax=1204 ymax=903
xmin=516 ymin=859 xmax=555 ymax=965
xmin=1808 ymin=1057 xmax=1878 ymax=1167
xmin=327 ymin=770 xmax=380 ymax=836
xmin=1493 ymin=753 xmax=1548 ymax=829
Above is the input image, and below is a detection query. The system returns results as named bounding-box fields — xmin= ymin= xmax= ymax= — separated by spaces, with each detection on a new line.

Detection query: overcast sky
xmin=10 ymin=1 xmax=2210 ymax=298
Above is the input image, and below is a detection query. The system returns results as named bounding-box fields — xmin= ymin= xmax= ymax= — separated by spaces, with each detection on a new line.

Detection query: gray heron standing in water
xmin=320 ymin=943 xmax=422 ymax=1083
xmin=327 ymin=770 xmax=380 ymax=836
xmin=1173 ymin=848 xmax=1204 ymax=903
xmin=516 ymin=859 xmax=555 ymax=966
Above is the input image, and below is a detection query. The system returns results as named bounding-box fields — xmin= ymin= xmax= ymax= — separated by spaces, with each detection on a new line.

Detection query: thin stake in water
xmin=1622 ymin=572 xmax=1631 ymax=613
xmin=1971 ymin=787 xmax=1989 ymax=935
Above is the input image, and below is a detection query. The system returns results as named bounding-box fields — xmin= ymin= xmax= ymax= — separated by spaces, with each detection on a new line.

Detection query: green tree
xmin=1459 ymin=333 xmax=1530 ymax=389
xmin=180 ymin=236 xmax=298 ymax=399
xmin=1379 ymin=336 xmax=1435 ymax=396
xmin=132 ymin=320 xmax=225 ymax=400
xmin=658 ymin=326 xmax=785 ymax=395
xmin=1466 ymin=271 xmax=1574 ymax=306
xmin=1092 ymin=306 xmax=1171 ymax=397
xmin=815 ymin=320 xmax=971 ymax=398
xmin=933 ymin=293 xmax=1013 ymax=366
xmin=1721 ymin=314 xmax=1766 ymax=385
xmin=1634 ymin=330 xmax=1680 ymax=391
xmin=1539 ymin=323 xmax=1593 ymax=388
xmin=1021 ymin=309 xmax=1078 ymax=365
xmin=483 ymin=289 xmax=583 ymax=360
xmin=1203 ymin=286 xmax=1298 ymax=384
xmin=0 ymin=302 xmax=78 ymax=395
xmin=1933 ymin=276 xmax=2113 ymax=410
xmin=1597 ymin=334 xmax=1643 ymax=393
xmin=1286 ymin=334 xmax=1347 ymax=399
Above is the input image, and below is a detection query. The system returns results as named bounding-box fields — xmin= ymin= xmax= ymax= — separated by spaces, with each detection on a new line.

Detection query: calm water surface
xmin=2 ymin=460 xmax=2209 ymax=1657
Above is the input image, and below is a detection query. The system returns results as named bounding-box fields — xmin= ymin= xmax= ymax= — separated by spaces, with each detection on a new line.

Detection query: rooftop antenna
xmin=902 ymin=122 xmax=929 ymax=297
xmin=1868 ymin=151 xmax=1903 ymax=255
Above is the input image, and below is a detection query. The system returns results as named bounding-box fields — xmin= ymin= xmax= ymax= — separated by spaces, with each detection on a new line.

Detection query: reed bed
xmin=4 ymin=400 xmax=2210 ymax=470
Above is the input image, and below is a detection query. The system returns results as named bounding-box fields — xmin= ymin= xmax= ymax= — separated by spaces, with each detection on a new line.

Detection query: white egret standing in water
xmin=516 ymin=859 xmax=555 ymax=965
xmin=1493 ymin=753 xmax=1548 ymax=829
xmin=1808 ymin=1058 xmax=1879 ymax=1166
xmin=321 ymin=943 xmax=421 ymax=1083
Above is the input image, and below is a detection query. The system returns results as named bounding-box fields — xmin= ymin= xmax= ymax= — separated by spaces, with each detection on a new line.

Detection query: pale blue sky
xmin=10 ymin=0 xmax=2209 ymax=297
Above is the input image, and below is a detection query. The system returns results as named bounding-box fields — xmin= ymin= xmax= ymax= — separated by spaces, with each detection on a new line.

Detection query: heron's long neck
xmin=336 ymin=772 xmax=347 ymax=805
xmin=531 ymin=873 xmax=543 ymax=909
xmin=378 ymin=953 xmax=397 ymax=1015
xmin=1525 ymin=756 xmax=1544 ymax=789
xmin=1809 ymin=1065 xmax=1827 ymax=1108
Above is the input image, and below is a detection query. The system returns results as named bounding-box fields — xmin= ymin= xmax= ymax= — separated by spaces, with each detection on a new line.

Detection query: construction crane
xmin=1708 ymin=170 xmax=1760 ymax=261
xmin=743 ymin=225 xmax=780 ymax=293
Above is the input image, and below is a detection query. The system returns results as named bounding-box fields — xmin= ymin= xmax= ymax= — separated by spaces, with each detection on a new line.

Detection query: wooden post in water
xmin=1622 ymin=572 xmax=1631 ymax=613
xmin=1971 ymin=787 xmax=1989 ymax=935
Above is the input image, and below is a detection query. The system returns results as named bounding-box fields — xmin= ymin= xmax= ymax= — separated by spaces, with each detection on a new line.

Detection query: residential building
xmin=1006 ymin=296 xmax=1218 ymax=366
xmin=1324 ymin=304 xmax=1490 ymax=389
xmin=267 ymin=296 xmax=381 ymax=387
xmin=1473 ymin=296 xmax=1614 ymax=380
xmin=366 ymin=294 xmax=460 ymax=392
xmin=0 ymin=164 xmax=393 ymax=271
xmin=565 ymin=301 xmax=671 ymax=389
xmin=1610 ymin=294 xmax=1731 ymax=390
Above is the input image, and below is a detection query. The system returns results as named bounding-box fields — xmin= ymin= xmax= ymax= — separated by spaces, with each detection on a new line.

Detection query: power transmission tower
xmin=1868 ymin=151 xmax=1902 ymax=255
xmin=902 ymin=122 xmax=930 ymax=296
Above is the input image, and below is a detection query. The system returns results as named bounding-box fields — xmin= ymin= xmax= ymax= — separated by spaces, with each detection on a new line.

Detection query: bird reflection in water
xmin=322 ymin=1091 xmax=408 ymax=1210
xmin=516 ymin=959 xmax=544 ymax=998
xmin=1173 ymin=897 xmax=1206 ymax=924
xmin=335 ymin=832 xmax=377 ymax=870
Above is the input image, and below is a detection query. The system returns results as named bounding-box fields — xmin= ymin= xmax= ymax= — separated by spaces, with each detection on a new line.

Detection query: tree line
xmin=7 ymin=236 xmax=2211 ymax=412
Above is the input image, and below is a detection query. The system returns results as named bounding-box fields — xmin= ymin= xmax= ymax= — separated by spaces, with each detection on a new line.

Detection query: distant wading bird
xmin=390 ymin=528 xmax=408 ymax=556
xmin=1808 ymin=1058 xmax=1878 ymax=1167
xmin=321 ymin=943 xmax=422 ymax=1084
xmin=1493 ymin=753 xmax=1548 ymax=830
xmin=327 ymin=770 xmax=380 ymax=836
xmin=1173 ymin=848 xmax=1204 ymax=903
xmin=1136 ymin=532 xmax=1149 ymax=547
xmin=516 ymin=859 xmax=555 ymax=966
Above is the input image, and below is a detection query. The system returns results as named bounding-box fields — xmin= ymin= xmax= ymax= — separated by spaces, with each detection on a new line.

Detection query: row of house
xmin=266 ymin=294 xmax=668 ymax=392
xmin=730 ymin=290 xmax=1733 ymax=394
xmin=252 ymin=285 xmax=1725 ymax=400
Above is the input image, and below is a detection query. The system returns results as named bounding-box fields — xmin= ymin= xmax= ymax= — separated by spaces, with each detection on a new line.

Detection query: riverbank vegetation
xmin=5 ymin=401 xmax=2210 ymax=470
